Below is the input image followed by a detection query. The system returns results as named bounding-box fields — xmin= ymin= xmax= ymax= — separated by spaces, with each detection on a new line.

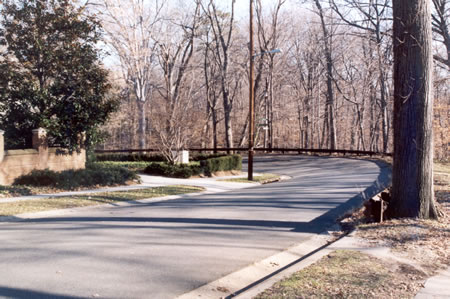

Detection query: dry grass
xmin=255 ymin=250 xmax=426 ymax=299
xmin=0 ymin=185 xmax=204 ymax=216
xmin=0 ymin=182 xmax=141 ymax=199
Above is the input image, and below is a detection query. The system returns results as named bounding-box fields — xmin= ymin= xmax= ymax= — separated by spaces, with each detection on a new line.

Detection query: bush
xmin=200 ymin=154 xmax=242 ymax=176
xmin=93 ymin=161 xmax=151 ymax=172
xmin=190 ymin=153 xmax=227 ymax=161
xmin=95 ymin=153 xmax=166 ymax=162
xmin=144 ymin=162 xmax=202 ymax=178
xmin=96 ymin=152 xmax=227 ymax=163
xmin=144 ymin=155 xmax=242 ymax=178
xmin=13 ymin=169 xmax=59 ymax=187
xmin=13 ymin=163 xmax=138 ymax=190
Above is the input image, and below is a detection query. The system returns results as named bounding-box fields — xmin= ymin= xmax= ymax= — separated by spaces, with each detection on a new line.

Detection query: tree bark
xmin=137 ymin=100 xmax=146 ymax=149
xmin=390 ymin=0 xmax=438 ymax=219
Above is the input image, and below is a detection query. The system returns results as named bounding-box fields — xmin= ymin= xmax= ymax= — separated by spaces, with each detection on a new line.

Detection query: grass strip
xmin=255 ymin=250 xmax=426 ymax=299
xmin=0 ymin=185 xmax=204 ymax=216
xmin=221 ymin=173 xmax=281 ymax=183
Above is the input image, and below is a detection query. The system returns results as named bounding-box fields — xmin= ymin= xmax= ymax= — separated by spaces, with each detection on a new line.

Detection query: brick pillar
xmin=0 ymin=130 xmax=4 ymax=163
xmin=32 ymin=128 xmax=48 ymax=169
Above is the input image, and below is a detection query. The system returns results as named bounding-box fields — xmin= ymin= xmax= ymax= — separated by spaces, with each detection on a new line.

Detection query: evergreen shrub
xmin=144 ymin=155 xmax=242 ymax=178
xmin=13 ymin=163 xmax=138 ymax=190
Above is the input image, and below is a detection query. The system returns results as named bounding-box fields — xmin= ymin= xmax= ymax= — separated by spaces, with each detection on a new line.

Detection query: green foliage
xmin=200 ymin=155 xmax=242 ymax=176
xmin=190 ymin=153 xmax=227 ymax=161
xmin=13 ymin=163 xmax=137 ymax=190
xmin=143 ymin=155 xmax=242 ymax=178
xmin=95 ymin=161 xmax=151 ymax=172
xmin=144 ymin=162 xmax=203 ymax=178
xmin=95 ymin=153 xmax=166 ymax=162
xmin=0 ymin=0 xmax=119 ymax=150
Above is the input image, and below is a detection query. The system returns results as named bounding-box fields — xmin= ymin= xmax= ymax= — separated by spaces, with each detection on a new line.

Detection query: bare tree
xmin=200 ymin=0 xmax=238 ymax=150
xmin=330 ymin=0 xmax=392 ymax=153
xmin=200 ymin=26 xmax=221 ymax=151
xmin=432 ymin=0 xmax=450 ymax=69
xmin=98 ymin=0 xmax=164 ymax=149
xmin=287 ymin=25 xmax=323 ymax=148
xmin=313 ymin=0 xmax=337 ymax=149
xmin=153 ymin=1 xmax=201 ymax=162
xmin=254 ymin=0 xmax=286 ymax=150
xmin=390 ymin=0 xmax=438 ymax=218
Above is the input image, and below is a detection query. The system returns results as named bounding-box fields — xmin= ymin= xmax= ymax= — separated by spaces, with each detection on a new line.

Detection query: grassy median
xmin=0 ymin=185 xmax=204 ymax=216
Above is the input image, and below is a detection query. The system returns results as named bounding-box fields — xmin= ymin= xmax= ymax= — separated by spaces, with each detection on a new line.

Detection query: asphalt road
xmin=0 ymin=155 xmax=390 ymax=299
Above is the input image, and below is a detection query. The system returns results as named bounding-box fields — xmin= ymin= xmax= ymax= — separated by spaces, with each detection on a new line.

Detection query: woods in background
xmin=92 ymin=0 xmax=449 ymax=161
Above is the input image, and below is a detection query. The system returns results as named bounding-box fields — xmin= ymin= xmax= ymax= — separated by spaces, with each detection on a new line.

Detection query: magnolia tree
xmin=0 ymin=0 xmax=118 ymax=151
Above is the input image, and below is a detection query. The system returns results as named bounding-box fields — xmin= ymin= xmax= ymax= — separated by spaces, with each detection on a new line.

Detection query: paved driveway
xmin=0 ymin=155 xmax=390 ymax=298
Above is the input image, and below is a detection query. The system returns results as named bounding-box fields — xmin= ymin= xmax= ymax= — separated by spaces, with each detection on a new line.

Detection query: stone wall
xmin=0 ymin=129 xmax=86 ymax=185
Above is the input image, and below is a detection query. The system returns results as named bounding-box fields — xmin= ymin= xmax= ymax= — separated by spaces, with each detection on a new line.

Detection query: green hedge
xmin=201 ymin=154 xmax=242 ymax=176
xmin=94 ymin=161 xmax=151 ymax=172
xmin=190 ymin=153 xmax=227 ymax=161
xmin=95 ymin=153 xmax=166 ymax=162
xmin=144 ymin=155 xmax=242 ymax=178
xmin=144 ymin=162 xmax=202 ymax=178
xmin=13 ymin=163 xmax=138 ymax=190
xmin=96 ymin=152 xmax=227 ymax=163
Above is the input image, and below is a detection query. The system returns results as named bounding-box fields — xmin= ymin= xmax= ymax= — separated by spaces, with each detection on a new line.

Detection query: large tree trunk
xmin=390 ymin=0 xmax=438 ymax=219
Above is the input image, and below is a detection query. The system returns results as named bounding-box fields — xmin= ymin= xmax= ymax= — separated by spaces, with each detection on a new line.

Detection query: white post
xmin=171 ymin=150 xmax=189 ymax=164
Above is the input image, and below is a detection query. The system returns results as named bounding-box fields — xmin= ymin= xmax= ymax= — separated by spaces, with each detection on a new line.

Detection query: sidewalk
xmin=0 ymin=173 xmax=260 ymax=203
xmin=415 ymin=267 xmax=450 ymax=299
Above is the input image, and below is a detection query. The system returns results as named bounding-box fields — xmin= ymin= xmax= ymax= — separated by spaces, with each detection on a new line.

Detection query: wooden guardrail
xmin=95 ymin=147 xmax=392 ymax=157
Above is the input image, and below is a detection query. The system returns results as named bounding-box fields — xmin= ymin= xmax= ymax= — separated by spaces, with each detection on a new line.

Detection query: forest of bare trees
xmin=92 ymin=0 xmax=449 ymax=161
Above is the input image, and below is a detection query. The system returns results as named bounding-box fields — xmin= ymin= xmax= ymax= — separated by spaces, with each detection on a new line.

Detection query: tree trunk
xmin=212 ymin=108 xmax=218 ymax=152
xmin=223 ymin=99 xmax=234 ymax=150
xmin=137 ymin=100 xmax=146 ymax=149
xmin=390 ymin=0 xmax=438 ymax=219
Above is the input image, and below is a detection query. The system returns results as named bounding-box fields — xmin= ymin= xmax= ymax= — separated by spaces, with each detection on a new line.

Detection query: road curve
xmin=0 ymin=155 xmax=390 ymax=299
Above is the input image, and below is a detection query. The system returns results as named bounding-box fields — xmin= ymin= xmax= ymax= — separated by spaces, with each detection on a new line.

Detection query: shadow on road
xmin=0 ymin=286 xmax=83 ymax=299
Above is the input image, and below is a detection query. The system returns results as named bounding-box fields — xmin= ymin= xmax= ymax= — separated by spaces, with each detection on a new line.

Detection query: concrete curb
xmin=177 ymin=231 xmax=336 ymax=299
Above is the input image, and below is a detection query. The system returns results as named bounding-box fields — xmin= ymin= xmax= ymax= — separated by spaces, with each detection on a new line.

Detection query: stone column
xmin=32 ymin=128 xmax=48 ymax=169
xmin=0 ymin=130 xmax=4 ymax=163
